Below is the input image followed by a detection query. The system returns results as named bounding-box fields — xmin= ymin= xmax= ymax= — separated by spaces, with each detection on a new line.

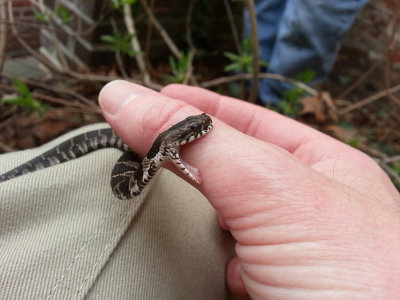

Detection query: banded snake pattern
xmin=0 ymin=114 xmax=213 ymax=200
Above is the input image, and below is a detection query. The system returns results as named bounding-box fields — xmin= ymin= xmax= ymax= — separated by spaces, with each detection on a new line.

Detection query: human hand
xmin=99 ymin=81 xmax=400 ymax=299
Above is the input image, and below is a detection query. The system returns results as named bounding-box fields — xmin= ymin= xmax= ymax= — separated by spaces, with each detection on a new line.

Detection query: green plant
xmin=273 ymin=69 xmax=315 ymax=117
xmin=101 ymin=33 xmax=142 ymax=57
xmin=1 ymin=79 xmax=50 ymax=117
xmin=163 ymin=52 xmax=191 ymax=84
xmin=56 ymin=4 xmax=71 ymax=24
xmin=347 ymin=136 xmax=360 ymax=148
xmin=223 ymin=38 xmax=268 ymax=73
xmin=110 ymin=0 xmax=137 ymax=9
xmin=32 ymin=7 xmax=50 ymax=23
xmin=338 ymin=75 xmax=351 ymax=86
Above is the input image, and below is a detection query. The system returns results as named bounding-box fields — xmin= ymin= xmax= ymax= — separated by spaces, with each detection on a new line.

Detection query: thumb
xmin=98 ymin=81 xmax=323 ymax=230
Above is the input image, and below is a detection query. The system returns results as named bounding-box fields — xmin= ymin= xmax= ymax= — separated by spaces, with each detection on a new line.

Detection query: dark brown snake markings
xmin=0 ymin=114 xmax=213 ymax=200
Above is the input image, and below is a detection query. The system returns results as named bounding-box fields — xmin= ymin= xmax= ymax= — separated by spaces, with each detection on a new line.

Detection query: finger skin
xmin=226 ymin=257 xmax=251 ymax=300
xmin=161 ymin=84 xmax=325 ymax=153
xmin=161 ymin=84 xmax=399 ymax=198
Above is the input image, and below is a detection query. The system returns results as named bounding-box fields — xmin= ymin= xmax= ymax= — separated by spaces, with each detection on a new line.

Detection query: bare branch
xmin=0 ymin=0 xmax=6 ymax=72
xmin=383 ymin=3 xmax=400 ymax=107
xmin=6 ymin=2 xmax=163 ymax=90
xmin=184 ymin=0 xmax=198 ymax=85
xmin=123 ymin=3 xmax=150 ymax=84
xmin=244 ymin=0 xmax=259 ymax=103
xmin=0 ymin=73 xmax=98 ymax=108
xmin=0 ymin=81 xmax=100 ymax=114
xmin=7 ymin=0 xmax=62 ymax=73
xmin=338 ymin=84 xmax=400 ymax=115
xmin=144 ymin=0 xmax=155 ymax=73
xmin=31 ymin=0 xmax=70 ymax=70
xmin=201 ymin=72 xmax=318 ymax=96
xmin=223 ymin=0 xmax=241 ymax=53
xmin=139 ymin=0 xmax=182 ymax=58
xmin=110 ymin=18 xmax=129 ymax=78
xmin=381 ymin=155 xmax=400 ymax=164
xmin=336 ymin=61 xmax=379 ymax=100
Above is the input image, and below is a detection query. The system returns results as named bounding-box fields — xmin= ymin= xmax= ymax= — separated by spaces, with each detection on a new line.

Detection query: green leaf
xmin=227 ymin=82 xmax=241 ymax=97
xmin=2 ymin=78 xmax=50 ymax=117
xmin=274 ymin=69 xmax=316 ymax=117
xmin=100 ymin=35 xmax=117 ymax=43
xmin=32 ymin=7 xmax=49 ymax=22
xmin=223 ymin=37 xmax=268 ymax=73
xmin=393 ymin=165 xmax=400 ymax=174
xmin=379 ymin=109 xmax=387 ymax=117
xmin=348 ymin=136 xmax=359 ymax=148
xmin=337 ymin=121 xmax=357 ymax=130
xmin=224 ymin=62 xmax=242 ymax=72
xmin=223 ymin=51 xmax=240 ymax=61
xmin=13 ymin=78 xmax=31 ymax=98
xmin=110 ymin=0 xmax=137 ymax=9
xmin=3 ymin=97 xmax=38 ymax=108
xmin=164 ymin=52 xmax=191 ymax=83
xmin=294 ymin=69 xmax=315 ymax=84
xmin=56 ymin=4 xmax=71 ymax=24
xmin=338 ymin=75 xmax=351 ymax=86
xmin=101 ymin=32 xmax=141 ymax=57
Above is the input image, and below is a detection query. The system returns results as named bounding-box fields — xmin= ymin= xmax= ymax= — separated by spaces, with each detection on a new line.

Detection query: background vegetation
xmin=0 ymin=0 xmax=399 ymax=189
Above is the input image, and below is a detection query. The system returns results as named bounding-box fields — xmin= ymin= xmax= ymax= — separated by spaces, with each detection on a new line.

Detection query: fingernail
xmin=99 ymin=80 xmax=142 ymax=115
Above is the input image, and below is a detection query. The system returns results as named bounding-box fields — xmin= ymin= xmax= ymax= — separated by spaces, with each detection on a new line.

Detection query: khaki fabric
xmin=0 ymin=124 xmax=235 ymax=299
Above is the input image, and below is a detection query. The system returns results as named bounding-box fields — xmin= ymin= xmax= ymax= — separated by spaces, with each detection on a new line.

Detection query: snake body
xmin=0 ymin=114 xmax=213 ymax=200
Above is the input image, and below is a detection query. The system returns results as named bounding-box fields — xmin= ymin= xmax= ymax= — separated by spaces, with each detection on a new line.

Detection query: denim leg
xmin=243 ymin=0 xmax=287 ymax=64
xmin=245 ymin=0 xmax=370 ymax=104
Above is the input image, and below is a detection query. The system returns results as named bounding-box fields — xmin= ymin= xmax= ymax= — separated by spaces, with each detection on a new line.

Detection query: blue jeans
xmin=244 ymin=0 xmax=370 ymax=104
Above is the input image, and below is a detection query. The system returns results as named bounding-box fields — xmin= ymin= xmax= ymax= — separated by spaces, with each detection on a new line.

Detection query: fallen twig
xmin=0 ymin=111 xmax=28 ymax=130
xmin=381 ymin=155 xmax=400 ymax=164
xmin=338 ymin=83 xmax=400 ymax=115
xmin=0 ymin=73 xmax=98 ymax=108
xmin=0 ymin=82 xmax=100 ymax=114
xmin=336 ymin=62 xmax=379 ymax=100
xmin=0 ymin=141 xmax=16 ymax=152
xmin=32 ymin=93 xmax=101 ymax=114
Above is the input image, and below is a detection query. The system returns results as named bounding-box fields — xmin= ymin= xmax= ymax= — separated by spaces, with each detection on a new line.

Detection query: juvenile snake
xmin=0 ymin=114 xmax=213 ymax=200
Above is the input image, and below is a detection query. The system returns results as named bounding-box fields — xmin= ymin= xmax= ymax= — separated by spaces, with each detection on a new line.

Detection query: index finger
xmin=161 ymin=84 xmax=332 ymax=154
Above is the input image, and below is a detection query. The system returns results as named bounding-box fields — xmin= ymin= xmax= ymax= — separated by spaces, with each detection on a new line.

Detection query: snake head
xmin=170 ymin=113 xmax=213 ymax=146
xmin=147 ymin=113 xmax=213 ymax=159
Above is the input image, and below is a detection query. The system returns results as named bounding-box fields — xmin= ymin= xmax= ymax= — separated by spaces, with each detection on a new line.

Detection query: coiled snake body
xmin=0 ymin=114 xmax=213 ymax=200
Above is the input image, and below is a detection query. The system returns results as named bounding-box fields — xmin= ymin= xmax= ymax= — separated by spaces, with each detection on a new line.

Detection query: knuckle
xmin=140 ymin=100 xmax=189 ymax=140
